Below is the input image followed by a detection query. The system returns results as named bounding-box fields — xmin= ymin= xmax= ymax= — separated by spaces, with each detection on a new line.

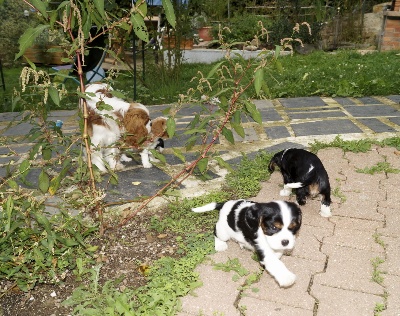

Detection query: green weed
xmin=0 ymin=192 xmax=98 ymax=291
xmin=356 ymin=161 xmax=400 ymax=175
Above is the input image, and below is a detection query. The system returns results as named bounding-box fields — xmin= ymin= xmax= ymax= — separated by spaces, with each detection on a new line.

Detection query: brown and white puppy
xmin=84 ymin=83 xmax=168 ymax=172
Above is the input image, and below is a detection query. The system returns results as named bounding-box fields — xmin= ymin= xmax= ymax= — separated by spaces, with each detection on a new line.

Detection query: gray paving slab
xmin=291 ymin=119 xmax=362 ymax=136
xmin=332 ymin=97 xmax=356 ymax=105
xmin=343 ymin=104 xmax=400 ymax=117
xmin=279 ymin=97 xmax=328 ymax=108
xmin=287 ymin=109 xmax=347 ymax=120
xmin=358 ymin=118 xmax=398 ymax=132
xmin=264 ymin=125 xmax=291 ymax=139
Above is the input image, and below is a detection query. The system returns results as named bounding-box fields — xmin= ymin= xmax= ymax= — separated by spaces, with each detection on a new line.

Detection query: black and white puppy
xmin=268 ymin=148 xmax=332 ymax=217
xmin=192 ymin=200 xmax=302 ymax=288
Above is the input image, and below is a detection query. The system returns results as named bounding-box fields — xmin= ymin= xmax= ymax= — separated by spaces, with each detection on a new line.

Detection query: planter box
xmin=162 ymin=36 xmax=194 ymax=50
xmin=23 ymin=45 xmax=67 ymax=65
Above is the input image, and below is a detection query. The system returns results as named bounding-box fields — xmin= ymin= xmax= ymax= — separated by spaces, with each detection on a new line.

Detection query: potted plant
xmin=191 ymin=12 xmax=213 ymax=41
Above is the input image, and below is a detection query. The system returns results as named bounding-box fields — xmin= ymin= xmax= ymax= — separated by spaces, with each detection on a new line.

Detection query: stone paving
xmin=1 ymin=95 xmax=400 ymax=315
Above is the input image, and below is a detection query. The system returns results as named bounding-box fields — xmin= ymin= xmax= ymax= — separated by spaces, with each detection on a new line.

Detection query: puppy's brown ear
xmin=123 ymin=106 xmax=151 ymax=147
xmin=151 ymin=117 xmax=169 ymax=139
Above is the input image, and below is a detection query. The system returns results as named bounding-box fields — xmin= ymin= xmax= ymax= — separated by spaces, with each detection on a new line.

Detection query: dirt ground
xmin=0 ymin=210 xmax=180 ymax=316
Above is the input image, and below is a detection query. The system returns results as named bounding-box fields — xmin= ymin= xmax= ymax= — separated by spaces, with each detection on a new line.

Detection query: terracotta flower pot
xmin=198 ymin=26 xmax=213 ymax=41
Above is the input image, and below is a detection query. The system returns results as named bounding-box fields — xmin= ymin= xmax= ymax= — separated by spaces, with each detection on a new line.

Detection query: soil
xmin=0 ymin=210 xmax=180 ymax=316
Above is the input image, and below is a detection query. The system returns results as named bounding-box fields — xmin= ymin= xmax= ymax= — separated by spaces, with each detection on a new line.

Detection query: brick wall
xmin=381 ymin=0 xmax=400 ymax=50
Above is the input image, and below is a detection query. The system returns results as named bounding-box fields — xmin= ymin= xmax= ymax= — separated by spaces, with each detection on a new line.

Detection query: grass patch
xmin=356 ymin=161 xmax=400 ymax=175
xmin=2 ymin=50 xmax=400 ymax=112
xmin=310 ymin=136 xmax=400 ymax=153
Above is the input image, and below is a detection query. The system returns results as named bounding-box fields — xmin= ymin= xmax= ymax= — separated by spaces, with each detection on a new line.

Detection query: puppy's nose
xmin=281 ymin=239 xmax=289 ymax=247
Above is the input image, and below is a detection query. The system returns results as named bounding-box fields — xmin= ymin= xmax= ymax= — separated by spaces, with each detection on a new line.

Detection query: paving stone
xmin=343 ymin=104 xmax=399 ymax=117
xmin=333 ymin=97 xmax=355 ymax=105
xmin=330 ymin=216 xmax=383 ymax=232
xmin=355 ymin=96 xmax=384 ymax=105
xmin=323 ymin=226 xmax=384 ymax=252
xmin=310 ymin=283 xmax=384 ymax=315
xmin=1 ymin=122 xmax=35 ymax=136
xmin=344 ymin=149 xmax=385 ymax=169
xmin=243 ymin=256 xmax=324 ymax=311
xmin=377 ymin=147 xmax=400 ymax=168
xmin=180 ymin=264 xmax=241 ymax=316
xmin=376 ymin=207 xmax=400 ymax=238
xmin=259 ymin=108 xmax=283 ymax=121
xmin=279 ymin=97 xmax=328 ymax=108
xmin=239 ymin=297 xmax=313 ymax=316
xmin=379 ymin=236 xmax=400 ymax=277
xmin=264 ymin=125 xmax=291 ymax=139
xmin=316 ymin=244 xmax=384 ymax=294
xmin=332 ymin=97 xmax=356 ymax=105
xmin=232 ymin=127 xmax=259 ymax=142
xmin=385 ymin=94 xmax=400 ymax=103
xmin=291 ymin=224 xmax=331 ymax=262
xmin=358 ymin=118 xmax=398 ymax=132
xmin=287 ymin=110 xmax=346 ymax=120
xmin=263 ymin=142 xmax=305 ymax=154
xmin=252 ymin=99 xmax=274 ymax=109
xmin=380 ymin=275 xmax=400 ymax=316
xmin=291 ymin=119 xmax=362 ymax=136
xmin=387 ymin=116 xmax=400 ymax=126
xmin=98 ymin=166 xmax=175 ymax=202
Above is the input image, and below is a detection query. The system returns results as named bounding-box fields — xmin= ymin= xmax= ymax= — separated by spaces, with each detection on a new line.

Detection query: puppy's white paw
xmin=276 ymin=271 xmax=296 ymax=288
xmin=120 ymin=154 xmax=132 ymax=162
xmin=142 ymin=162 xmax=153 ymax=169
xmin=215 ymin=239 xmax=228 ymax=252
xmin=320 ymin=205 xmax=332 ymax=217
xmin=280 ymin=188 xmax=292 ymax=197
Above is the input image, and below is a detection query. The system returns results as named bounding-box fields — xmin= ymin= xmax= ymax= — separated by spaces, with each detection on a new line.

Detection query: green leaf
xmin=244 ymin=101 xmax=262 ymax=124
xmin=254 ymin=68 xmax=263 ymax=96
xmin=110 ymin=90 xmax=126 ymax=99
xmin=167 ymin=117 xmax=176 ymax=138
xmin=48 ymin=87 xmax=60 ymax=106
xmin=35 ymin=213 xmax=51 ymax=233
xmin=93 ymin=0 xmax=105 ymax=19
xmin=7 ymin=180 xmax=18 ymax=190
xmin=130 ymin=13 xmax=149 ymax=42
xmin=15 ymin=25 xmax=50 ymax=60
xmin=38 ymin=170 xmax=50 ymax=193
xmin=206 ymin=61 xmax=224 ymax=79
xmin=275 ymin=45 xmax=282 ymax=58
xmin=214 ymin=157 xmax=233 ymax=172
xmin=19 ymin=159 xmax=30 ymax=177
xmin=42 ymin=147 xmax=52 ymax=161
xmin=136 ymin=0 xmax=148 ymax=16
xmin=231 ymin=122 xmax=245 ymax=138
xmin=30 ymin=0 xmax=48 ymax=19
xmin=197 ymin=158 xmax=209 ymax=173
xmin=5 ymin=196 xmax=14 ymax=232
xmin=162 ymin=0 xmax=176 ymax=29
xmin=222 ymin=127 xmax=234 ymax=144
xmin=150 ymin=150 xmax=166 ymax=164
xmin=172 ymin=148 xmax=186 ymax=162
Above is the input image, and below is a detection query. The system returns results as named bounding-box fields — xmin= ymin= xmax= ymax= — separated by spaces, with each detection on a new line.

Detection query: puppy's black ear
xmin=268 ymin=154 xmax=281 ymax=172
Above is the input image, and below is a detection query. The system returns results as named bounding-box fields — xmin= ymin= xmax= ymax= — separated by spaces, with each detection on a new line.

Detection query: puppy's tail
xmin=192 ymin=202 xmax=224 ymax=213
xmin=285 ymin=182 xmax=304 ymax=189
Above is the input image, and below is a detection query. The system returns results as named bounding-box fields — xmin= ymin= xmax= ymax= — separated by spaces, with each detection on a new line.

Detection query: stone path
xmin=1 ymin=95 xmax=399 ymax=315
